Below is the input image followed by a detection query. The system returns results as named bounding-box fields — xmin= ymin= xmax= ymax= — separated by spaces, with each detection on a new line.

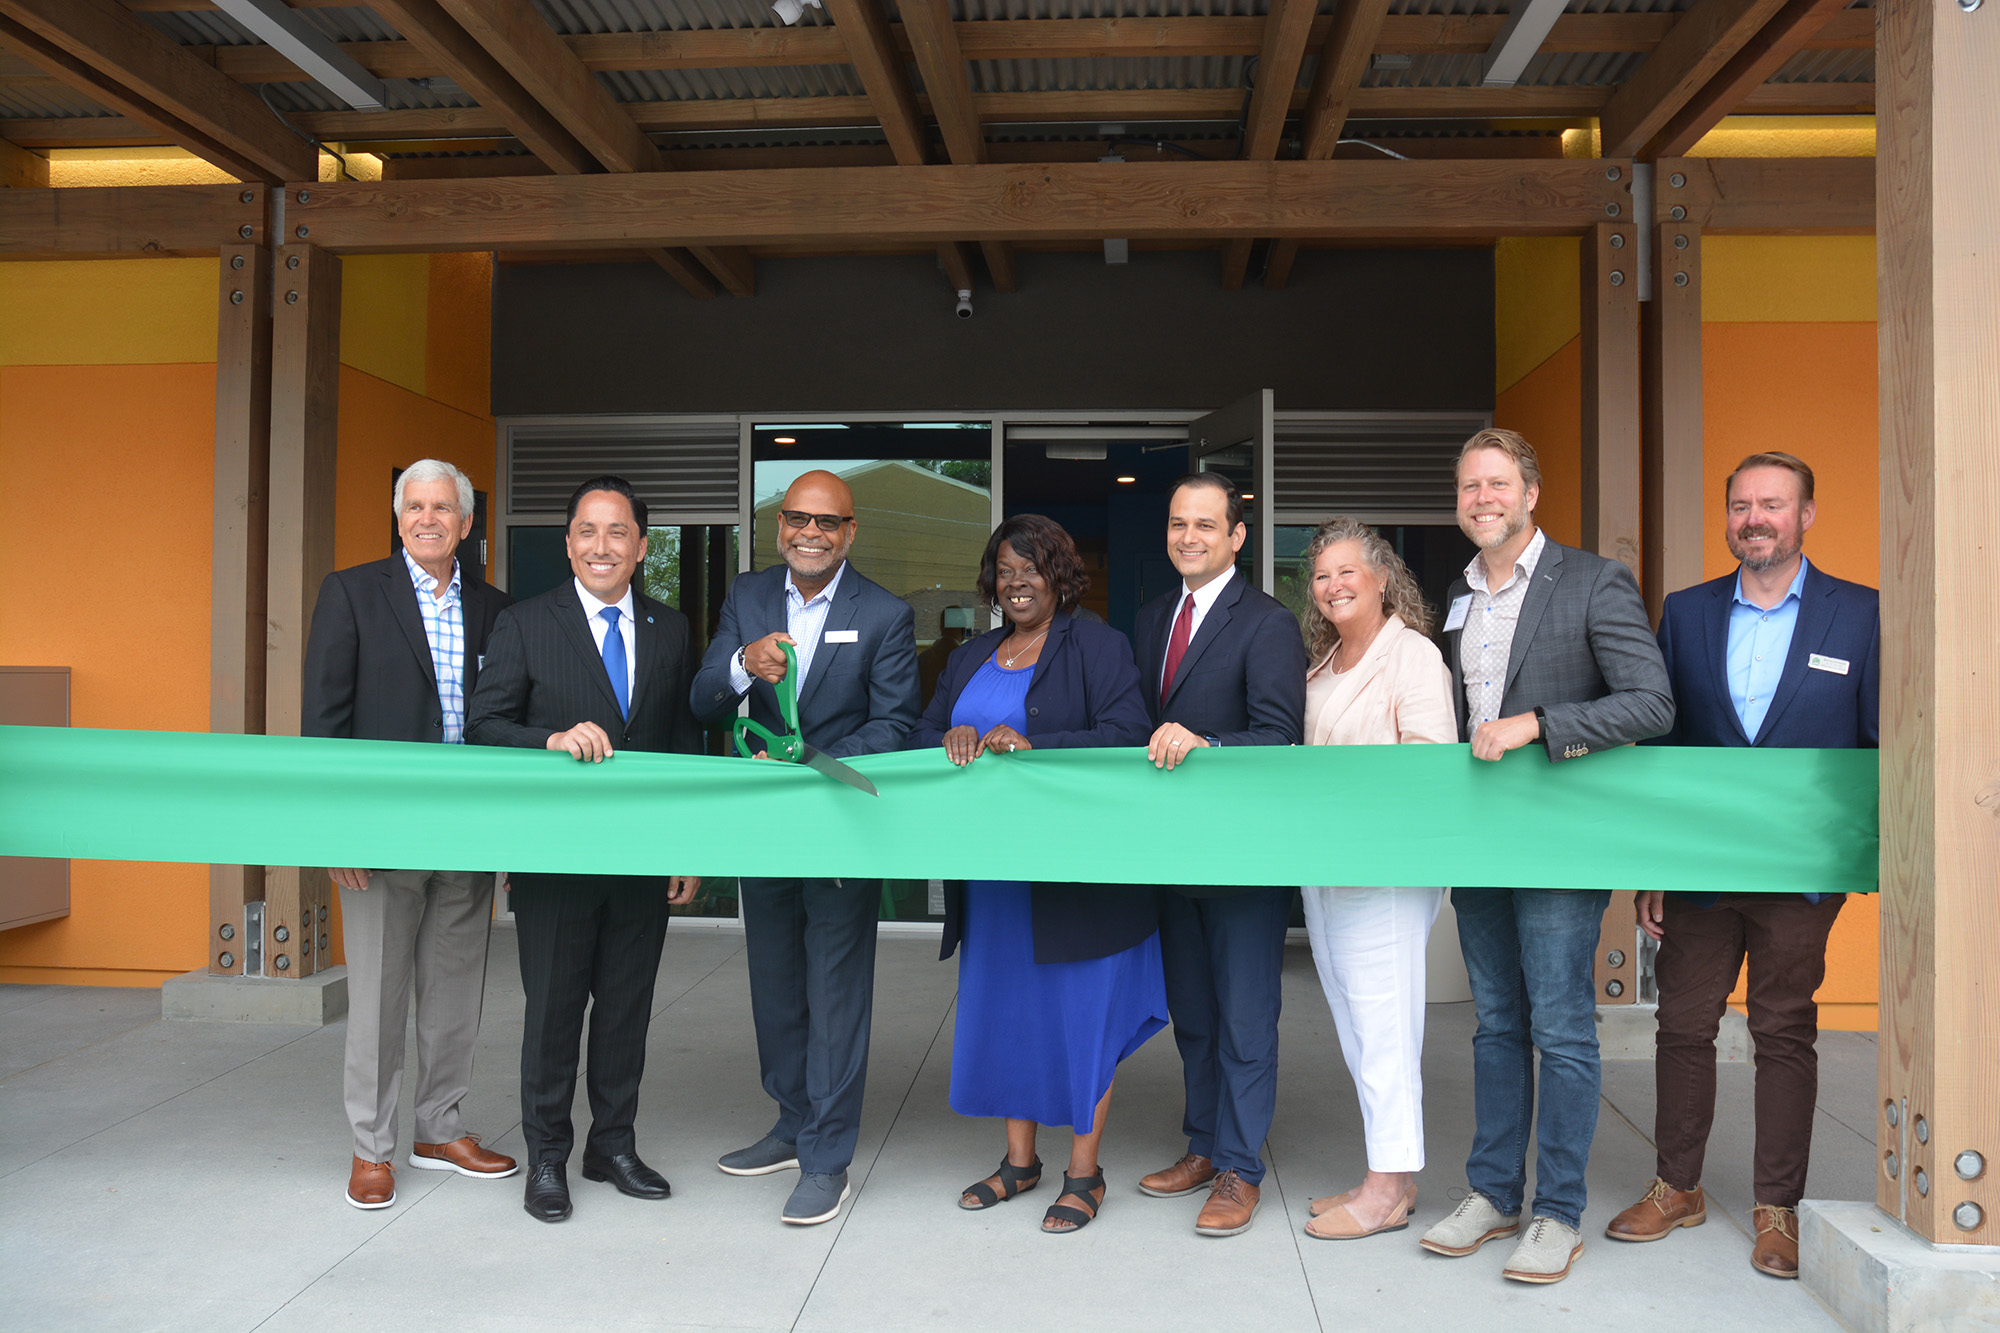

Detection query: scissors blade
xmin=800 ymin=744 xmax=879 ymax=797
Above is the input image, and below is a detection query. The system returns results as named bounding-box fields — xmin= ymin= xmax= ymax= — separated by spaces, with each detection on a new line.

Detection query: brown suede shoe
xmin=1751 ymin=1205 xmax=1800 ymax=1277
xmin=1138 ymin=1152 xmax=1216 ymax=1199
xmin=1605 ymin=1178 xmax=1707 ymax=1241
xmin=410 ymin=1134 xmax=520 ymax=1179
xmin=1194 ymin=1169 xmax=1260 ymax=1237
xmin=347 ymin=1156 xmax=395 ymax=1210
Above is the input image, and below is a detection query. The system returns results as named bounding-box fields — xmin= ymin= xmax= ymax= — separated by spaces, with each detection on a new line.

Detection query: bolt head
xmin=1605 ymin=165 xmax=1622 ymax=181
xmin=319 ymin=906 xmax=329 ymax=923
xmin=239 ymin=224 xmax=254 ymax=239
xmin=1916 ymin=1116 xmax=1930 ymax=1144
xmin=1610 ymin=270 xmax=1625 ymax=286
xmin=275 ymin=954 xmax=291 ymax=972
xmin=240 ymin=190 xmax=256 ymax=204
xmin=1674 ymin=271 xmax=1690 ymax=287
xmin=295 ymin=225 xmax=309 ymax=238
xmin=1670 ymin=173 xmax=1687 ymax=189
xmin=231 ymin=254 xmax=246 ymax=269
xmin=1671 ymin=205 xmax=1688 ymax=221
xmin=219 ymin=922 xmax=235 ymax=941
xmin=1610 ymin=233 xmax=1626 ymax=249
xmin=1956 ymin=1201 xmax=1985 ymax=1230
xmin=1605 ymin=978 xmax=1625 ymax=997
xmin=297 ymin=190 xmax=311 ymax=203
xmin=286 ymin=254 xmax=300 ymax=269
xmin=1887 ymin=1101 xmax=1901 ymax=1127
xmin=218 ymin=951 xmax=235 ymax=970
xmin=1606 ymin=950 xmax=1626 ymax=967
xmin=319 ymin=933 xmax=330 ymax=951
xmin=1605 ymin=202 xmax=1622 ymax=217
xmin=1958 ymin=0 xmax=1980 ymax=12
xmin=1916 ymin=1167 xmax=1930 ymax=1196
xmin=285 ymin=291 xmax=299 ymax=304
xmin=1673 ymin=234 xmax=1689 ymax=250
xmin=230 ymin=290 xmax=244 ymax=305
xmin=1886 ymin=1151 xmax=1900 ymax=1179
xmin=1956 ymin=1150 xmax=1985 ymax=1180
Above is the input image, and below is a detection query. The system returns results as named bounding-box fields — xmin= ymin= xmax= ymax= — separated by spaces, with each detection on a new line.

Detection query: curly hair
xmin=1299 ymin=516 xmax=1433 ymax=662
xmin=977 ymin=514 xmax=1090 ymax=616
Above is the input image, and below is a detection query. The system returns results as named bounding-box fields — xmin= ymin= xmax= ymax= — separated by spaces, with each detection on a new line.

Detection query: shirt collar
xmin=1180 ymin=562 xmax=1236 ymax=614
xmin=1463 ymin=527 xmax=1547 ymax=594
xmin=574 ymin=577 xmax=636 ymax=624
xmin=1732 ymin=556 xmax=1810 ymax=610
xmin=785 ymin=560 xmax=847 ymax=608
xmin=401 ymin=548 xmax=460 ymax=599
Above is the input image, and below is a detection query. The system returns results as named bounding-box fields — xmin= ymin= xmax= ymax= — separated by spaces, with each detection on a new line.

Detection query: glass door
xmin=1187 ymin=390 xmax=1275 ymax=593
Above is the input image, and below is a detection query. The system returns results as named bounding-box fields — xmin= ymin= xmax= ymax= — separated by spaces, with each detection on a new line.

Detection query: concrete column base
xmin=1800 ymin=1200 xmax=2000 ymax=1333
xmin=1597 ymin=1001 xmax=1752 ymax=1062
xmin=160 ymin=965 xmax=348 ymax=1026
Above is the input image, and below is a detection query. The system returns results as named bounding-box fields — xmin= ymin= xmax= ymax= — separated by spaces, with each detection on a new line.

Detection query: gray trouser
xmin=341 ymin=868 xmax=496 ymax=1162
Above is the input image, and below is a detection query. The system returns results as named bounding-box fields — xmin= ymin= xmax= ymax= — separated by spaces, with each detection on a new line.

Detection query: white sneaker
xmin=1418 ymin=1191 xmax=1521 ymax=1257
xmin=1501 ymin=1216 xmax=1584 ymax=1284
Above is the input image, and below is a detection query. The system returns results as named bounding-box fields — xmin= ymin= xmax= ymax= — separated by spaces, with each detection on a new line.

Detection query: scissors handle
xmin=732 ymin=641 xmax=804 ymax=762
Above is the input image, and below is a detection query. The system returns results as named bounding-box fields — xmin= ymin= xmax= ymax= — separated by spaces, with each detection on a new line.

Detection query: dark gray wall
xmin=492 ymin=247 xmax=1493 ymax=416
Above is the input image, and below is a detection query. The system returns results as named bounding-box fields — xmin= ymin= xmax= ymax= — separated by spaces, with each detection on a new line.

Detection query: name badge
xmin=825 ymin=629 xmax=859 ymax=644
xmin=1808 ymin=653 xmax=1849 ymax=675
xmin=1442 ymin=595 xmax=1472 ymax=633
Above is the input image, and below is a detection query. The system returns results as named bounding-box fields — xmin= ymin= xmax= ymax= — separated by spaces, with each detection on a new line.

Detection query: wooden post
xmin=207 ymin=242 xmax=269 ymax=975
xmin=1642 ymin=216 xmax=1704 ymax=621
xmin=264 ymin=241 xmax=340 ymax=980
xmin=1581 ymin=220 xmax=1643 ymax=575
xmin=1876 ymin=0 xmax=2000 ymax=1247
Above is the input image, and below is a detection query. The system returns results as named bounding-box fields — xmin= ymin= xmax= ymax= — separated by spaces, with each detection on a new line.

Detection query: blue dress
xmin=946 ymin=658 xmax=1168 ymax=1132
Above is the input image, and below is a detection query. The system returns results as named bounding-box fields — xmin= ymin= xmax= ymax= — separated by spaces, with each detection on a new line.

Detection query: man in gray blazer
xmin=691 ymin=469 xmax=920 ymax=1227
xmin=1417 ymin=429 xmax=1674 ymax=1284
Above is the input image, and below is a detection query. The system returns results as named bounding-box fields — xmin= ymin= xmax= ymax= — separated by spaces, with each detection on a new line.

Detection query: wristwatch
xmin=735 ymin=645 xmax=749 ymax=674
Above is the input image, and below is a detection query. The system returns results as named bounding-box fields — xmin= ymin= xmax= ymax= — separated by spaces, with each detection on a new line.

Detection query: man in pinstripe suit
xmin=467 ymin=474 xmax=703 ymax=1224
xmin=1417 ymin=429 xmax=1675 ymax=1284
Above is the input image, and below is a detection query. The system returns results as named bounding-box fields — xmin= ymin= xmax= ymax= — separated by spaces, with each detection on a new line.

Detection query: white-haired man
xmin=303 ymin=458 xmax=517 ymax=1209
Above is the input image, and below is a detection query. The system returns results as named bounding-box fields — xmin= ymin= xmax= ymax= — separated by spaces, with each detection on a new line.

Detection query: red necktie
xmin=1160 ymin=592 xmax=1195 ymax=705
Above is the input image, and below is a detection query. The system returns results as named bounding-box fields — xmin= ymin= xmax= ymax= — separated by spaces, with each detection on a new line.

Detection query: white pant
xmin=1300 ymin=884 xmax=1443 ymax=1173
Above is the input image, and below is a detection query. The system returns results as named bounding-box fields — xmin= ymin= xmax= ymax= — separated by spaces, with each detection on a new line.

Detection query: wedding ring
xmin=1008 ymin=743 xmax=1016 ymax=751
xmin=1170 ymin=738 xmax=1182 ymax=747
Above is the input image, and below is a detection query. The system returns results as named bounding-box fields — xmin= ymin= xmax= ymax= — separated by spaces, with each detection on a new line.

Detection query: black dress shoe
xmin=523 ymin=1161 xmax=572 ymax=1223
xmin=582 ymin=1150 xmax=671 ymax=1200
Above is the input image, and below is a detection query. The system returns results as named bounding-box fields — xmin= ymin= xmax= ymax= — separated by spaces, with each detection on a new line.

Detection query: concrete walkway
xmin=2 ymin=929 xmax=1871 ymax=1332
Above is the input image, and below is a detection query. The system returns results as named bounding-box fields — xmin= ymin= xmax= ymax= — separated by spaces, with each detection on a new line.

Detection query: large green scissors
xmin=732 ymin=640 xmax=879 ymax=796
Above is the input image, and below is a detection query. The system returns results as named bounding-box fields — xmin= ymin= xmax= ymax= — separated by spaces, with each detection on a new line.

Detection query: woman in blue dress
xmin=906 ymin=514 xmax=1165 ymax=1234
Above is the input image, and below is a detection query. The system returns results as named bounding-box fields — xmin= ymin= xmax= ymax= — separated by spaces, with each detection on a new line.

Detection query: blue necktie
xmin=601 ymin=606 xmax=629 ymax=719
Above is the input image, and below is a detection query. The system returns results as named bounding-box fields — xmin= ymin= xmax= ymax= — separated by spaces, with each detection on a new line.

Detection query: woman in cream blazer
xmin=1296 ymin=517 xmax=1457 ymax=1242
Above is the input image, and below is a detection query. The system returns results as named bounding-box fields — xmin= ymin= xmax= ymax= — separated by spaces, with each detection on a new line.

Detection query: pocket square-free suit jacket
xmin=1441 ymin=539 xmax=1675 ymax=756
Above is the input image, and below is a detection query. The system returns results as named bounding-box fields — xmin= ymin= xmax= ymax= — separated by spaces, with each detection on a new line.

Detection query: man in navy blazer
xmin=1606 ymin=452 xmax=1879 ymax=1280
xmin=1131 ymin=472 xmax=1308 ymax=1238
xmin=691 ymin=470 xmax=920 ymax=1227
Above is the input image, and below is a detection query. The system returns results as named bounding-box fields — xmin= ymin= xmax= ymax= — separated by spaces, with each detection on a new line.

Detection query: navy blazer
xmin=1134 ymin=570 xmax=1307 ymax=898
xmin=907 ymin=613 xmax=1156 ymax=965
xmin=689 ymin=562 xmax=920 ymax=758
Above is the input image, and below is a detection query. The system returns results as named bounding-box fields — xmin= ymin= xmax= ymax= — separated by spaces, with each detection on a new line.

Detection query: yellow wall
xmin=1493 ymin=136 xmax=1882 ymax=1027
xmin=0 ymin=251 xmax=495 ymax=987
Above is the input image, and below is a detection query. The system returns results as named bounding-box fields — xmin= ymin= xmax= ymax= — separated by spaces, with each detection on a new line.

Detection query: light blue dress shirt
xmin=1727 ymin=558 xmax=1809 ymax=742
xmin=727 ymin=561 xmax=846 ymax=695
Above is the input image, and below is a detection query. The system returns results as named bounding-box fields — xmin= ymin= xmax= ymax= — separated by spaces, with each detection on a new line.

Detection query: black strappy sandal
xmin=959 ymin=1154 xmax=1042 ymax=1211
xmin=1040 ymin=1170 xmax=1107 ymax=1234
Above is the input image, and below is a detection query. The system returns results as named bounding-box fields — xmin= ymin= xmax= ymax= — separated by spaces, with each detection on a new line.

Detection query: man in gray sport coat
xmin=1416 ymin=429 xmax=1675 ymax=1285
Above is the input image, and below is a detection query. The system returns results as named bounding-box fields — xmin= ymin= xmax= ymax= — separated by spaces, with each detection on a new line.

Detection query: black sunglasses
xmin=779 ymin=510 xmax=855 ymax=533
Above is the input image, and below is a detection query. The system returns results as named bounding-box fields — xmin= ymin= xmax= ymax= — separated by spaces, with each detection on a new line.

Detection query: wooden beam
xmin=824 ymin=0 xmax=930 ymax=166
xmin=1644 ymin=0 xmax=1853 ymax=159
xmin=0 ymin=136 xmax=47 ymax=186
xmin=896 ymin=0 xmax=1017 ymax=291
xmin=208 ymin=241 xmax=269 ymax=976
xmin=0 ymin=0 xmax=312 ymax=182
xmin=1657 ymin=155 xmax=1874 ymax=233
xmin=1261 ymin=0 xmax=1394 ymax=290
xmin=428 ymin=0 xmax=753 ymax=295
xmin=1218 ymin=0 xmax=1323 ymax=289
xmin=1875 ymin=0 xmax=2000 ymax=1249
xmin=1580 ymin=221 xmax=1641 ymax=575
xmin=263 ymin=241 xmax=338 ymax=980
xmin=1597 ymin=0 xmax=1791 ymax=160
xmin=1641 ymin=222 xmax=1701 ymax=622
xmin=0 ymin=180 xmax=265 ymax=257
xmin=641 ymin=246 xmax=715 ymax=298
xmin=285 ymin=159 xmax=1626 ymax=253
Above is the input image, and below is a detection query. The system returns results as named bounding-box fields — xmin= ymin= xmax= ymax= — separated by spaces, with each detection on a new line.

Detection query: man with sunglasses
xmin=692 ymin=469 xmax=920 ymax=1226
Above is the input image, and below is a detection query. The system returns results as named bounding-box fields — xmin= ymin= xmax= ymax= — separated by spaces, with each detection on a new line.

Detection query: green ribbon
xmin=0 ymin=725 xmax=1877 ymax=893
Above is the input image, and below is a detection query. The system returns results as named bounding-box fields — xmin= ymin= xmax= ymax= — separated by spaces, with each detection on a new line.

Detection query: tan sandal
xmin=1305 ymin=1185 xmax=1417 ymax=1240
xmin=1309 ymin=1185 xmax=1360 ymax=1218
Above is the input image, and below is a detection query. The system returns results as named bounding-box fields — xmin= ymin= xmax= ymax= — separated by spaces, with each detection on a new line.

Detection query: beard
xmin=1460 ymin=508 xmax=1527 ymax=551
xmin=1728 ymin=523 xmax=1801 ymax=573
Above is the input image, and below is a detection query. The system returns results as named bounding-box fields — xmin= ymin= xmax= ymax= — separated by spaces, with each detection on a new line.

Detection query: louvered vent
xmin=1273 ymin=414 xmax=1489 ymax=520
xmin=507 ymin=420 xmax=738 ymax=515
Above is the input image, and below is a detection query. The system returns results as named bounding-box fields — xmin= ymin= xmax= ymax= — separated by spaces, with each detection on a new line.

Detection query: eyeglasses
xmin=779 ymin=510 xmax=854 ymax=532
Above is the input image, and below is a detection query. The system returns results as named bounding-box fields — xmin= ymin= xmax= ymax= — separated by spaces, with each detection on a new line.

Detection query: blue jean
xmin=1451 ymin=887 xmax=1610 ymax=1230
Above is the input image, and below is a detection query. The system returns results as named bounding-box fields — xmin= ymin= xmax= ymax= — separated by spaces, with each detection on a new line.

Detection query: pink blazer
xmin=1304 ymin=615 xmax=1457 ymax=748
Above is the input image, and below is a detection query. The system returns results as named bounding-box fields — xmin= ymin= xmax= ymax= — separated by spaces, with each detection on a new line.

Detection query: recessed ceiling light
xmin=773 ymin=436 xmax=796 ymax=445
xmin=1115 ymin=475 xmax=1137 ymax=484
xmin=1242 ymin=492 xmax=1255 ymax=500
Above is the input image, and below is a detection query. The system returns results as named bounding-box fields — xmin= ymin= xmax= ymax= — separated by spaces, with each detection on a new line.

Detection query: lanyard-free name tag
xmin=824 ymin=630 xmax=859 ymax=644
xmin=1808 ymin=653 xmax=1849 ymax=675
xmin=1443 ymin=595 xmax=1472 ymax=633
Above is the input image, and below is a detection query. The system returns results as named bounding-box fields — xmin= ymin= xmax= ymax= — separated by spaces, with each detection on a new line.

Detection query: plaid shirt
xmin=402 ymin=549 xmax=466 ymax=744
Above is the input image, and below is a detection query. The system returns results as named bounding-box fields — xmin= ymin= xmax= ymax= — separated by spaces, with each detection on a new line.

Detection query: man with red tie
xmin=1131 ymin=473 xmax=1308 ymax=1236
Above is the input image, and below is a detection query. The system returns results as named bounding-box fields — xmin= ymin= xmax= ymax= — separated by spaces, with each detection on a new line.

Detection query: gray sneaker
xmin=718 ymin=1134 xmax=800 ymax=1177
xmin=1418 ymin=1191 xmax=1522 ymax=1257
xmin=782 ymin=1171 xmax=851 ymax=1226
xmin=1502 ymin=1216 xmax=1585 ymax=1284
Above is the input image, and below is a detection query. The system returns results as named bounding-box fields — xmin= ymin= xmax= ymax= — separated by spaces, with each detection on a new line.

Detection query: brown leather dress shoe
xmin=1195 ymin=1169 xmax=1260 ymax=1236
xmin=1751 ymin=1204 xmax=1800 ymax=1277
xmin=1605 ymin=1178 xmax=1707 ymax=1241
xmin=1138 ymin=1153 xmax=1216 ymax=1199
xmin=347 ymin=1156 xmax=395 ymax=1210
xmin=409 ymin=1134 xmax=520 ymax=1179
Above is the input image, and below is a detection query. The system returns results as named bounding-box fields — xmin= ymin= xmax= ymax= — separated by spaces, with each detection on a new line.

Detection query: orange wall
xmin=0 ymin=252 xmax=496 ymax=987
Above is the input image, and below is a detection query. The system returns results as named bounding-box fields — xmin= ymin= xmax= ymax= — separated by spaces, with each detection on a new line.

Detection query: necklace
xmin=1000 ymin=625 xmax=1050 ymax=668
